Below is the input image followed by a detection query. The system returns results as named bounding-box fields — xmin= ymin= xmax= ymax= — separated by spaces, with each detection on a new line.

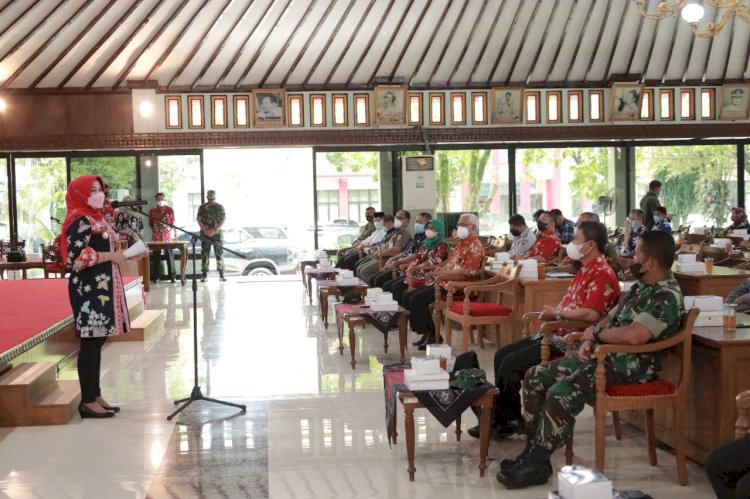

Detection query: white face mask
xmin=157 ymin=200 xmax=165 ymax=207
xmin=425 ymin=229 xmax=437 ymax=239
xmin=87 ymin=191 xmax=105 ymax=209
xmin=394 ymin=218 xmax=403 ymax=228
xmin=456 ymin=226 xmax=470 ymax=239
xmin=566 ymin=241 xmax=586 ymax=261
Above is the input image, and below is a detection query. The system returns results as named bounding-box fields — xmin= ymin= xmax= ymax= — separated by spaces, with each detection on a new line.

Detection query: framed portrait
xmin=252 ymin=89 xmax=286 ymax=127
xmin=609 ymin=83 xmax=644 ymax=121
xmin=719 ymin=83 xmax=750 ymax=120
xmin=374 ymin=85 xmax=406 ymax=125
xmin=491 ymin=86 xmax=524 ymax=123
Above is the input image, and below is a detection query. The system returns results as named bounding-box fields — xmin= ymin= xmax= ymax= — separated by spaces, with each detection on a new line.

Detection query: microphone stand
xmin=133 ymin=207 xmax=247 ymax=421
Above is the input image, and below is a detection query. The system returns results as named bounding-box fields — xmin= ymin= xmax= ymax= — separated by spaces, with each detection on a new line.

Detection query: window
xmin=516 ymin=147 xmax=616 ymax=223
xmin=701 ymin=89 xmax=715 ymax=119
xmin=429 ymin=93 xmax=444 ymax=125
xmin=317 ymin=190 xmax=339 ymax=222
xmin=450 ymin=93 xmax=465 ymax=125
xmin=14 ymin=157 xmax=66 ymax=253
xmin=211 ymin=96 xmax=227 ymax=128
xmin=332 ymin=94 xmax=347 ymax=126
xmin=659 ymin=89 xmax=674 ymax=120
xmin=408 ymin=93 xmax=422 ymax=124
xmin=640 ymin=89 xmax=653 ymax=120
xmin=233 ymin=96 xmax=249 ymax=128
xmin=288 ymin=95 xmax=304 ymax=127
xmin=471 ymin=92 xmax=487 ymax=125
xmin=568 ymin=91 xmax=582 ymax=123
xmin=589 ymin=90 xmax=603 ymax=122
xmin=187 ymin=193 xmax=202 ymax=221
xmin=680 ymin=89 xmax=695 ymax=120
xmin=525 ymin=92 xmax=540 ymax=124
xmin=348 ymin=189 xmax=379 ymax=222
xmin=165 ymin=96 xmax=181 ymax=128
xmin=635 ymin=145 xmax=737 ymax=228
xmin=354 ymin=94 xmax=369 ymax=126
xmin=70 ymin=156 xmax=137 ymax=202
xmin=547 ymin=91 xmax=561 ymax=123
xmin=188 ymin=95 xmax=204 ymax=128
xmin=310 ymin=95 xmax=326 ymax=127
xmin=152 ymin=154 xmax=201 ymax=240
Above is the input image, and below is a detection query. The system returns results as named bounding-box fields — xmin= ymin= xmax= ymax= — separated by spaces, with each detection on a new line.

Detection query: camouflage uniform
xmin=521 ymin=273 xmax=685 ymax=452
xmin=197 ymin=201 xmax=226 ymax=274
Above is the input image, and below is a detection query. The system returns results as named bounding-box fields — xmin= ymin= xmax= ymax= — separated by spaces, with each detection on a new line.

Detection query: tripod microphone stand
xmin=134 ymin=208 xmax=247 ymax=421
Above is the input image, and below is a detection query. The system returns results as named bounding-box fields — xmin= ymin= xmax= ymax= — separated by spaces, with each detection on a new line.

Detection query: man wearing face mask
xmin=370 ymin=212 xmax=431 ymax=288
xmin=640 ymin=180 xmax=662 ymax=230
xmin=338 ymin=211 xmax=385 ymax=270
xmin=506 ymin=214 xmax=536 ymax=257
xmin=550 ymin=209 xmax=576 ymax=245
xmin=403 ymin=213 xmax=486 ymax=349
xmin=336 ymin=206 xmax=377 ymax=263
xmin=467 ymin=221 xmax=620 ymax=440
xmin=622 ymin=209 xmax=646 ymax=254
xmin=520 ymin=211 xmax=560 ymax=262
xmin=358 ymin=211 xmax=411 ymax=283
xmin=550 ymin=212 xmax=622 ymax=277
xmin=149 ymin=192 xmax=176 ymax=283
xmin=651 ymin=206 xmax=671 ymax=233
xmin=499 ymin=231 xmax=684 ymax=489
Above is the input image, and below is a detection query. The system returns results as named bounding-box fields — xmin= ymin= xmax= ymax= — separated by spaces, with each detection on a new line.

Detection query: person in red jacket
xmin=520 ymin=211 xmax=560 ymax=262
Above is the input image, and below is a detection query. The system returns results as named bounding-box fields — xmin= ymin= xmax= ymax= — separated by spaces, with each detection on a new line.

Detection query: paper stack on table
xmin=317 ymin=258 xmax=334 ymax=271
xmin=336 ymin=269 xmax=360 ymax=286
xmin=685 ymin=295 xmax=724 ymax=326
xmin=365 ymin=287 xmax=382 ymax=306
xmin=405 ymin=358 xmax=450 ymax=390
xmin=518 ymin=259 xmax=539 ymax=280
xmin=675 ymin=253 xmax=706 ymax=273
xmin=492 ymin=252 xmax=513 ymax=268
xmin=370 ymin=292 xmax=398 ymax=311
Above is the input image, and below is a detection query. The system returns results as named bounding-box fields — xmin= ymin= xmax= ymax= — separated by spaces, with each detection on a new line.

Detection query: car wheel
xmin=243 ymin=266 xmax=276 ymax=276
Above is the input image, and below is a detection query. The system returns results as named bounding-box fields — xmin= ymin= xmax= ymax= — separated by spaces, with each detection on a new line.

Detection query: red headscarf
xmin=59 ymin=175 xmax=106 ymax=262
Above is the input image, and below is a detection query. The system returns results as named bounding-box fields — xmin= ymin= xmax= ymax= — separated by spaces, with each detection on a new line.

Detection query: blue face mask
xmin=414 ymin=223 xmax=425 ymax=234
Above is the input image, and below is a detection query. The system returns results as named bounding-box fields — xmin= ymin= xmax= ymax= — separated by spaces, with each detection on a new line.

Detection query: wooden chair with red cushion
xmin=442 ymin=264 xmax=521 ymax=353
xmin=519 ymin=312 xmax=598 ymax=364
xmin=42 ymin=235 xmax=66 ymax=278
xmin=561 ymin=308 xmax=699 ymax=485
xmin=430 ymin=260 xmax=492 ymax=343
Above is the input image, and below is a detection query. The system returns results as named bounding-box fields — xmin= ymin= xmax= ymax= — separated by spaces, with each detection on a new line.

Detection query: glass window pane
xmin=590 ymin=92 xmax=601 ymax=120
xmin=144 ymin=155 xmax=202 ymax=240
xmin=14 ymin=157 xmax=67 ymax=254
xmin=569 ymin=93 xmax=580 ymax=121
xmin=70 ymin=157 xmax=136 ymax=201
xmin=0 ymin=158 xmax=7 ymax=241
xmin=526 ymin=95 xmax=537 ymax=122
xmin=635 ymin=145 xmax=737 ymax=228
xmin=547 ymin=93 xmax=559 ymax=122
xmin=516 ymin=147 xmax=615 ymax=223
xmin=701 ymin=90 xmax=713 ymax=119
xmin=473 ymin=93 xmax=485 ymax=123
xmin=641 ymin=91 xmax=651 ymax=119
xmin=435 ymin=149 xmax=510 ymax=235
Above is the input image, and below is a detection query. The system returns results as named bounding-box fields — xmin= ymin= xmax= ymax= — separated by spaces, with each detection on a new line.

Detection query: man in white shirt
xmin=507 ymin=214 xmax=536 ymax=257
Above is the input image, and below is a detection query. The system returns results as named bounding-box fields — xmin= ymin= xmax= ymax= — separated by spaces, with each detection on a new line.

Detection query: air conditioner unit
xmin=402 ymin=155 xmax=434 ymax=171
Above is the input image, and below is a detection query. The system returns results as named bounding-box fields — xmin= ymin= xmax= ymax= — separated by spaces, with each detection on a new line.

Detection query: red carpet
xmin=0 ymin=277 xmax=140 ymax=364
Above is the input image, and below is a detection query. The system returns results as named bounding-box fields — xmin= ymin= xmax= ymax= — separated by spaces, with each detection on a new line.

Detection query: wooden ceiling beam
xmin=387 ymin=0 xmax=431 ymax=81
xmin=406 ymin=0 xmax=452 ymax=86
xmin=2 ymin=0 xmax=96 ymax=89
xmin=235 ymin=0 xmax=294 ymax=87
xmin=483 ymin=0 xmax=522 ymax=85
xmin=259 ymin=0 xmax=318 ymax=87
xmin=82 ymin=0 xmax=167 ymax=89
xmin=282 ymin=0 xmax=337 ymax=87
xmin=57 ymin=0 xmax=144 ymax=89
xmin=0 ymin=0 xmax=64 ymax=64
xmin=367 ymin=0 xmax=414 ymax=86
xmin=602 ymin=0 xmax=630 ymax=82
xmin=526 ymin=0 xmax=562 ymax=84
xmin=582 ymin=0 xmax=612 ymax=84
xmin=564 ymin=0 xmax=595 ymax=84
xmin=467 ymin=0 xmax=503 ymax=84
xmin=544 ymin=0 xmax=579 ymax=84
xmin=447 ymin=0 xmax=488 ymax=84
xmin=504 ymin=0 xmax=542 ymax=84
xmin=345 ymin=0 xmax=395 ymax=86
xmin=427 ymin=0 xmax=470 ymax=85
xmin=324 ymin=0 xmax=376 ymax=85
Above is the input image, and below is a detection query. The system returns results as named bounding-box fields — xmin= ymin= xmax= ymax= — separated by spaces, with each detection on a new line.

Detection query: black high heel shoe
xmin=78 ymin=403 xmax=114 ymax=419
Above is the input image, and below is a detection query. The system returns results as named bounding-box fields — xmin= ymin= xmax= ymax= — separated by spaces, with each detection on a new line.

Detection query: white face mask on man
xmin=565 ymin=241 xmax=588 ymax=261
xmin=456 ymin=226 xmax=470 ymax=239
xmin=157 ymin=200 xmax=166 ymax=207
xmin=394 ymin=218 xmax=403 ymax=229
xmin=87 ymin=191 xmax=105 ymax=209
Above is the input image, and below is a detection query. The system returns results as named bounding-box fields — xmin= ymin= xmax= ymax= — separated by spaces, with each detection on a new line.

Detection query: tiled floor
xmin=0 ymin=277 xmax=716 ymax=498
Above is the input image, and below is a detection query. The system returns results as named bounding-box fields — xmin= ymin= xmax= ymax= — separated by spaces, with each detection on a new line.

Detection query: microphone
xmin=111 ymin=200 xmax=148 ymax=209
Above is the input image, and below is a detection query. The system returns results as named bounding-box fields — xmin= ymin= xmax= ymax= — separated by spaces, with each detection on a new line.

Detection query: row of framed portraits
xmin=163 ymin=83 xmax=750 ymax=129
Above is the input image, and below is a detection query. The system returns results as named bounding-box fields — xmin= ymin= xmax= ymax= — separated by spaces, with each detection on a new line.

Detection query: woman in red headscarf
xmin=62 ymin=175 xmax=143 ymax=418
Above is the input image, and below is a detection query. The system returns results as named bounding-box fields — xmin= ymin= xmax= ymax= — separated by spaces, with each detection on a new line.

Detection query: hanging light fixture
xmin=633 ymin=0 xmax=750 ymax=38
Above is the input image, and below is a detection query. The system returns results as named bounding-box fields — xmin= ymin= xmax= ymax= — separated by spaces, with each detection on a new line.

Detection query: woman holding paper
xmin=61 ymin=175 xmax=146 ymax=418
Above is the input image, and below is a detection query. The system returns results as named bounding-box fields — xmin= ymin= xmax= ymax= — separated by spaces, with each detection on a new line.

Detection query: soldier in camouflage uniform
xmin=197 ymin=189 xmax=226 ymax=282
xmin=497 ymin=231 xmax=685 ymax=489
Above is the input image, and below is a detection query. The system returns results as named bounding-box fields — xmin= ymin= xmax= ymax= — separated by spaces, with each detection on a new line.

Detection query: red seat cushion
xmin=448 ymin=302 xmax=512 ymax=317
xmin=605 ymin=379 xmax=675 ymax=397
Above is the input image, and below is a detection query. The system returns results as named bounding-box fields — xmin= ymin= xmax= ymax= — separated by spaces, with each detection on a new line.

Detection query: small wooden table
xmin=147 ymin=241 xmax=188 ymax=286
xmin=304 ymin=267 xmax=337 ymax=303
xmin=299 ymin=259 xmax=317 ymax=292
xmin=340 ymin=310 xmax=409 ymax=369
xmin=318 ymin=279 xmax=368 ymax=328
xmin=397 ymin=387 xmax=499 ymax=481
xmin=0 ymin=261 xmax=46 ymax=279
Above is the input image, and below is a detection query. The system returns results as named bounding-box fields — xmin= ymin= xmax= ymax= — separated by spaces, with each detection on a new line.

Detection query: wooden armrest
xmin=737 ymin=391 xmax=750 ymax=438
xmin=522 ymin=312 xmax=541 ymax=338
xmin=563 ymin=331 xmax=585 ymax=347
xmin=594 ymin=332 xmax=685 ymax=360
xmin=540 ymin=320 xmax=593 ymax=334
xmin=463 ymin=281 xmax=512 ymax=295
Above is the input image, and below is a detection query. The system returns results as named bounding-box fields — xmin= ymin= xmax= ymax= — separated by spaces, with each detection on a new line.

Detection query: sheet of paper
xmin=123 ymin=240 xmax=146 ymax=259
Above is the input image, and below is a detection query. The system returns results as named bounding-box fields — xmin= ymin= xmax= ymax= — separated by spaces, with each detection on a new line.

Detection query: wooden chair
xmin=518 ymin=313 xmax=597 ymax=363
xmin=737 ymin=390 xmax=750 ymax=439
xmin=430 ymin=267 xmax=497 ymax=344
xmin=683 ymin=233 xmax=708 ymax=245
xmin=702 ymin=245 xmax=728 ymax=262
xmin=442 ymin=264 xmax=521 ymax=353
xmin=734 ymin=260 xmax=750 ymax=271
xmin=561 ymin=308 xmax=699 ymax=485
xmin=42 ymin=235 xmax=66 ymax=278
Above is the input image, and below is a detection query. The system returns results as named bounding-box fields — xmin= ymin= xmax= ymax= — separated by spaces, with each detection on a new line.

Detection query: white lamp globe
xmin=681 ymin=3 xmax=704 ymax=23
xmin=138 ymin=100 xmax=153 ymax=118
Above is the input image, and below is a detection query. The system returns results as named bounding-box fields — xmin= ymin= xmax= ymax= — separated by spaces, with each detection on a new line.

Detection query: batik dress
xmin=66 ymin=216 xmax=130 ymax=338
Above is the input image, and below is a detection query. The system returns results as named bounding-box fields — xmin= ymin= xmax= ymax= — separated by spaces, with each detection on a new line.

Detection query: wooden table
xmin=318 ymin=279 xmax=368 ymax=328
xmin=397 ymin=387 xmax=498 ymax=481
xmin=0 ymin=261 xmax=46 ymax=279
xmin=299 ymin=259 xmax=317 ymax=292
xmin=514 ymin=277 xmax=572 ymax=332
xmin=674 ymin=265 xmax=750 ymax=297
xmin=147 ymin=241 xmax=188 ymax=286
xmin=304 ymin=267 xmax=338 ymax=303
xmin=620 ymin=321 xmax=750 ymax=464
xmin=340 ymin=310 xmax=409 ymax=369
